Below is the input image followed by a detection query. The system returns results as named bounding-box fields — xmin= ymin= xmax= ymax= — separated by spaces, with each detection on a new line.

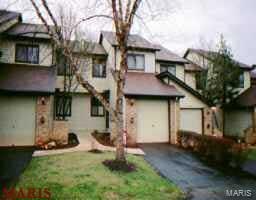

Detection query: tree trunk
xmin=115 ymin=86 xmax=125 ymax=161
xmin=115 ymin=46 xmax=127 ymax=162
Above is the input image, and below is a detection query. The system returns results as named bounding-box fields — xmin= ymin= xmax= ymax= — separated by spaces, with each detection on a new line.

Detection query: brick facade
xmin=125 ymin=98 xmax=137 ymax=146
xmin=51 ymin=120 xmax=69 ymax=145
xmin=203 ymin=108 xmax=212 ymax=136
xmin=169 ymin=99 xmax=180 ymax=144
xmin=35 ymin=96 xmax=52 ymax=145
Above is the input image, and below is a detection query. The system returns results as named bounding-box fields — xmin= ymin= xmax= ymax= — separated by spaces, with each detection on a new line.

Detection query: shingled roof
xmin=4 ymin=23 xmax=51 ymax=39
xmin=0 ymin=10 xmax=21 ymax=25
xmin=124 ymin=72 xmax=184 ymax=98
xmin=184 ymin=48 xmax=252 ymax=70
xmin=232 ymin=86 xmax=256 ymax=108
xmin=0 ymin=63 xmax=56 ymax=93
xmin=100 ymin=31 xmax=160 ymax=51
xmin=71 ymin=40 xmax=107 ymax=55
xmin=156 ymin=45 xmax=188 ymax=63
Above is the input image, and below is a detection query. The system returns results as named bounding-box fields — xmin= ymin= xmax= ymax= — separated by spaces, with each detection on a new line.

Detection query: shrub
xmin=178 ymin=131 xmax=245 ymax=167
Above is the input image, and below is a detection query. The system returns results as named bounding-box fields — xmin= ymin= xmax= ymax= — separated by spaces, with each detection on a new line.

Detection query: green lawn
xmin=14 ymin=151 xmax=184 ymax=200
xmin=245 ymin=148 xmax=256 ymax=161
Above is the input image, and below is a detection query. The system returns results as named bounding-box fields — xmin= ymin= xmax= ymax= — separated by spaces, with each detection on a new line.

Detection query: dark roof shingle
xmin=100 ymin=31 xmax=160 ymax=51
xmin=0 ymin=10 xmax=21 ymax=25
xmin=5 ymin=23 xmax=51 ymax=39
xmin=0 ymin=63 xmax=56 ymax=93
xmin=232 ymin=86 xmax=256 ymax=107
xmin=71 ymin=40 xmax=107 ymax=55
xmin=156 ymin=45 xmax=188 ymax=63
xmin=185 ymin=48 xmax=252 ymax=70
xmin=124 ymin=72 xmax=183 ymax=98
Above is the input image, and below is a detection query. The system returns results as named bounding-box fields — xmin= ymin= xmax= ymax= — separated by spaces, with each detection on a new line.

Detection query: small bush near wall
xmin=178 ymin=131 xmax=247 ymax=168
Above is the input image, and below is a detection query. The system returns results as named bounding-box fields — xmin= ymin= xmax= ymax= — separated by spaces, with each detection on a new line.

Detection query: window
xmin=92 ymin=58 xmax=106 ymax=78
xmin=239 ymin=73 xmax=244 ymax=88
xmin=127 ymin=54 xmax=145 ymax=70
xmin=55 ymin=94 xmax=72 ymax=120
xmin=91 ymin=97 xmax=105 ymax=117
xmin=160 ymin=64 xmax=176 ymax=75
xmin=15 ymin=44 xmax=39 ymax=64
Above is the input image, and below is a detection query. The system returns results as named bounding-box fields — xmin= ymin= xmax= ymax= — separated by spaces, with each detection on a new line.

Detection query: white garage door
xmin=137 ymin=99 xmax=169 ymax=143
xmin=69 ymin=94 xmax=105 ymax=133
xmin=180 ymin=109 xmax=202 ymax=134
xmin=0 ymin=95 xmax=36 ymax=146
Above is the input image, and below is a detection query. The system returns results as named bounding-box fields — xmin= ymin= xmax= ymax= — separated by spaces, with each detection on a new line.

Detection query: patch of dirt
xmin=88 ymin=149 xmax=103 ymax=154
xmin=91 ymin=131 xmax=138 ymax=148
xmin=102 ymin=159 xmax=136 ymax=173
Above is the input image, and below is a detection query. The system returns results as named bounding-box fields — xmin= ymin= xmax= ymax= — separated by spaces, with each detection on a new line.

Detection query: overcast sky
xmin=2 ymin=0 xmax=256 ymax=65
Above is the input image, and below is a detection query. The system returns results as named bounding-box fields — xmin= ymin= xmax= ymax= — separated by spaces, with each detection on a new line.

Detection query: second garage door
xmin=180 ymin=109 xmax=203 ymax=134
xmin=137 ymin=99 xmax=169 ymax=143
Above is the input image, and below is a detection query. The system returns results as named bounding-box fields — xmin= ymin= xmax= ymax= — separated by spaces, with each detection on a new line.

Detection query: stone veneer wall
xmin=125 ymin=98 xmax=137 ymax=146
xmin=169 ymin=100 xmax=180 ymax=144
xmin=35 ymin=96 xmax=52 ymax=145
xmin=203 ymin=108 xmax=212 ymax=136
xmin=51 ymin=120 xmax=69 ymax=145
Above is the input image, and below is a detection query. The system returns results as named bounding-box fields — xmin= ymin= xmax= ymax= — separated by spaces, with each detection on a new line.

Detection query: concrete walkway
xmin=141 ymin=143 xmax=256 ymax=200
xmin=33 ymin=132 xmax=144 ymax=157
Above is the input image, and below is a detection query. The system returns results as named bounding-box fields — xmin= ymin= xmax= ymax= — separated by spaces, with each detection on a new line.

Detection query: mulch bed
xmin=91 ymin=131 xmax=138 ymax=148
xmin=103 ymin=159 xmax=136 ymax=172
xmin=91 ymin=132 xmax=114 ymax=147
xmin=36 ymin=133 xmax=79 ymax=150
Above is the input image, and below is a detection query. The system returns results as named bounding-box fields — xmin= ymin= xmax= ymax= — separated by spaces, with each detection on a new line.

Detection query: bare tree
xmin=29 ymin=0 xmax=144 ymax=162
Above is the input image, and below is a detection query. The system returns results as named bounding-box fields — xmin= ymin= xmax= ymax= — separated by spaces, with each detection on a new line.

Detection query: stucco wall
xmin=56 ymin=56 xmax=110 ymax=93
xmin=168 ymin=79 xmax=207 ymax=108
xmin=185 ymin=72 xmax=196 ymax=89
xmin=68 ymin=94 xmax=106 ymax=133
xmin=0 ymin=39 xmax=53 ymax=66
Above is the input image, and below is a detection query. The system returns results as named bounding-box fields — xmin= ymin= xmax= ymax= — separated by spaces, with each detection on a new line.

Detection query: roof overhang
xmin=157 ymin=71 xmax=211 ymax=106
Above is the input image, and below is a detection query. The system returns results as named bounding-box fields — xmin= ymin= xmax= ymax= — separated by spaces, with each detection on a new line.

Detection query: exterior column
xmin=203 ymin=108 xmax=212 ymax=136
xmin=35 ymin=96 xmax=52 ymax=145
xmin=169 ymin=99 xmax=180 ymax=144
xmin=125 ymin=98 xmax=137 ymax=146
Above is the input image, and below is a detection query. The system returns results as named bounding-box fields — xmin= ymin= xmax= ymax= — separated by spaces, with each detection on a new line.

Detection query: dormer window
xmin=15 ymin=44 xmax=39 ymax=64
xmin=127 ymin=54 xmax=145 ymax=70
xmin=160 ymin=63 xmax=176 ymax=75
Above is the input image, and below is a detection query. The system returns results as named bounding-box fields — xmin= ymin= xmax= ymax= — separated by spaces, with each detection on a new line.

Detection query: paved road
xmin=0 ymin=147 xmax=34 ymax=190
xmin=141 ymin=144 xmax=256 ymax=200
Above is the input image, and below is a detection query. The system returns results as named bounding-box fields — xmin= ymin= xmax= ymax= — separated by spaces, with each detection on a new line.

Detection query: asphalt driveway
xmin=141 ymin=143 xmax=256 ymax=200
xmin=0 ymin=147 xmax=34 ymax=190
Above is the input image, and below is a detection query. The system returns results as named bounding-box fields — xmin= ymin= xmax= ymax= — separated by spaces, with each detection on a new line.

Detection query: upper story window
xmin=238 ymin=73 xmax=244 ymax=88
xmin=160 ymin=63 xmax=176 ymax=75
xmin=127 ymin=54 xmax=145 ymax=70
xmin=15 ymin=44 xmax=39 ymax=64
xmin=92 ymin=58 xmax=106 ymax=78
